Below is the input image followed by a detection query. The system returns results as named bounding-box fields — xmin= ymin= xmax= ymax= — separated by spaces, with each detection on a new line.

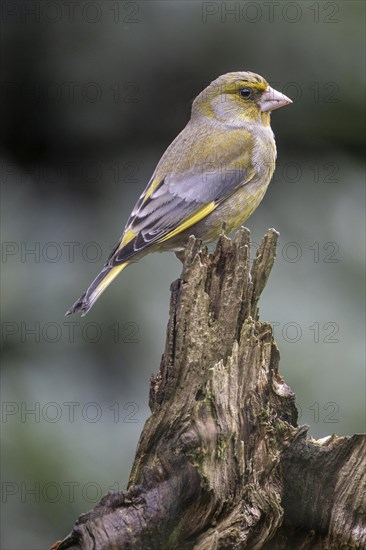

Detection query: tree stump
xmin=53 ymin=228 xmax=366 ymax=550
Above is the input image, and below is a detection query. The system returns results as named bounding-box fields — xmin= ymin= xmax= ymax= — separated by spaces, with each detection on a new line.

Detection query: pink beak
xmin=260 ymin=86 xmax=293 ymax=112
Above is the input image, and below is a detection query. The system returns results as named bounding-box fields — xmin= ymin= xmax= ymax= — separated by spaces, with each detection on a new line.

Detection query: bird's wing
xmin=110 ymin=162 xmax=255 ymax=264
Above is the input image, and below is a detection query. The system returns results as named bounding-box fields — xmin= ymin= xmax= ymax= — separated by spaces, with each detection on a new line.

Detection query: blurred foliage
xmin=1 ymin=1 xmax=365 ymax=548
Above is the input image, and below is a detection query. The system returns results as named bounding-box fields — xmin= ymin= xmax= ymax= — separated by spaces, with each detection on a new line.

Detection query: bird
xmin=66 ymin=71 xmax=292 ymax=316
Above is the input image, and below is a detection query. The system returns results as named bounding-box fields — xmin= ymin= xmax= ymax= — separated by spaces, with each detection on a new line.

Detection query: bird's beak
xmin=260 ymin=86 xmax=293 ymax=112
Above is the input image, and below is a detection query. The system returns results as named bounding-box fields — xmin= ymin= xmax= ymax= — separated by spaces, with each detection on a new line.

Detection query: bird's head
xmin=192 ymin=71 xmax=292 ymax=126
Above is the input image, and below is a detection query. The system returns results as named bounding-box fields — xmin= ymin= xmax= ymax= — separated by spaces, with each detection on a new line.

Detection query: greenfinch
xmin=66 ymin=71 xmax=292 ymax=316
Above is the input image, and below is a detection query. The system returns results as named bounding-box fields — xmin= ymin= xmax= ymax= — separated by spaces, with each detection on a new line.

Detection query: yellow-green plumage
xmin=66 ymin=71 xmax=292 ymax=316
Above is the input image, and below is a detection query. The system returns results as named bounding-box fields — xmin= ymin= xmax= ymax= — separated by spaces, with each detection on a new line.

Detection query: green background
xmin=1 ymin=1 xmax=365 ymax=548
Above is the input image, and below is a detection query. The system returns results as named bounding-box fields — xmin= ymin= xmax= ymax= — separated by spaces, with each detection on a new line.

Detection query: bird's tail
xmin=65 ymin=262 xmax=128 ymax=316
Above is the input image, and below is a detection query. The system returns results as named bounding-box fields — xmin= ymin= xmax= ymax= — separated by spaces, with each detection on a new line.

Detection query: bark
xmin=52 ymin=228 xmax=366 ymax=550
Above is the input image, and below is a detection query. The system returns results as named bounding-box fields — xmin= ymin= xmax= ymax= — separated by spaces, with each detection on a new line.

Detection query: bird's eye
xmin=240 ymin=88 xmax=252 ymax=99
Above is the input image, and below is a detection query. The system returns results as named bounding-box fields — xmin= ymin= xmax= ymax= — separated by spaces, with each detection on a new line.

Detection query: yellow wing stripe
xmin=118 ymin=177 xmax=163 ymax=250
xmin=142 ymin=177 xmax=162 ymax=204
xmin=120 ymin=228 xmax=137 ymax=248
xmin=158 ymin=201 xmax=216 ymax=243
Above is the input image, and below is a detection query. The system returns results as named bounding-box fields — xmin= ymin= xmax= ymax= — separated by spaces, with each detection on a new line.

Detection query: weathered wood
xmin=53 ymin=228 xmax=365 ymax=550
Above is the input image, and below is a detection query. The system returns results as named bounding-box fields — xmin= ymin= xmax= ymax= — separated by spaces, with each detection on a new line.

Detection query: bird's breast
xmin=251 ymin=124 xmax=276 ymax=182
xmin=195 ymin=126 xmax=277 ymax=239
